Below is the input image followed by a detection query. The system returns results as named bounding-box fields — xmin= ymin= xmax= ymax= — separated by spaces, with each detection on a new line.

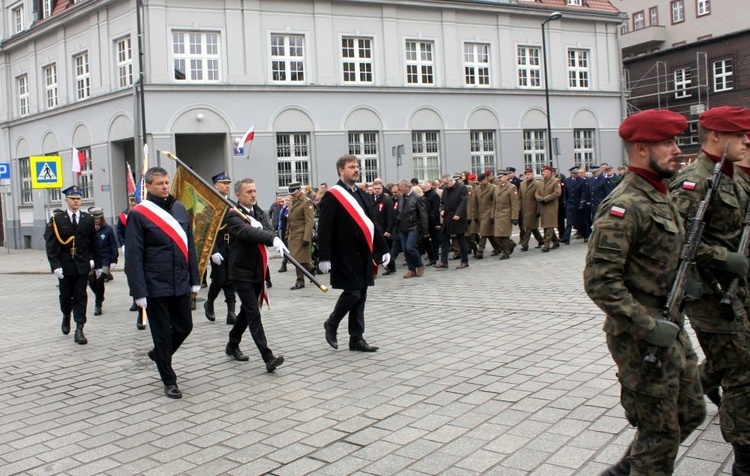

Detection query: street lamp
xmin=541 ymin=11 xmax=563 ymax=169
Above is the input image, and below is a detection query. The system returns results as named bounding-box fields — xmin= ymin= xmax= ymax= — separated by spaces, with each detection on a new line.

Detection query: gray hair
xmin=144 ymin=167 xmax=169 ymax=184
xmin=234 ymin=178 xmax=255 ymax=195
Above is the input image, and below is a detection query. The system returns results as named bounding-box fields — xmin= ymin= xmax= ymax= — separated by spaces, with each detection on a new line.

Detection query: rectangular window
xmin=697 ymin=0 xmax=710 ymax=16
xmin=567 ymin=0 xmax=583 ymax=5
xmin=348 ymin=132 xmax=380 ymax=182
xmin=621 ymin=22 xmax=629 ymax=35
xmin=276 ymin=133 xmax=310 ymax=188
xmin=12 ymin=5 xmax=24 ymax=34
xmin=341 ymin=37 xmax=373 ymax=84
xmin=78 ymin=148 xmax=94 ymax=200
xmin=116 ymin=37 xmax=134 ymax=88
xmin=573 ymin=129 xmax=596 ymax=169
xmin=517 ymin=46 xmax=541 ymax=88
xmin=633 ymin=11 xmax=645 ymax=30
xmin=271 ymin=34 xmax=305 ymax=83
xmin=17 ymin=75 xmax=29 ymax=117
xmin=42 ymin=0 xmax=52 ymax=18
xmin=411 ymin=131 xmax=440 ymax=181
xmin=567 ymin=49 xmax=590 ymax=89
xmin=713 ymin=59 xmax=733 ymax=92
xmin=44 ymin=64 xmax=59 ymax=109
xmin=405 ymin=40 xmax=434 ymax=85
xmin=464 ymin=43 xmax=490 ymax=87
xmin=19 ymin=157 xmax=32 ymax=204
xmin=650 ymin=7 xmax=659 ymax=25
xmin=674 ymin=68 xmax=692 ymax=98
xmin=470 ymin=131 xmax=496 ymax=175
xmin=678 ymin=121 xmax=700 ymax=146
xmin=172 ymin=31 xmax=220 ymax=82
xmin=671 ymin=0 xmax=685 ymax=23
xmin=523 ymin=130 xmax=547 ymax=175
xmin=73 ymin=52 xmax=90 ymax=100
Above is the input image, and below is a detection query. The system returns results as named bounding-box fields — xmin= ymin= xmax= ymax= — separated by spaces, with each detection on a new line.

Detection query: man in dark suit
xmin=372 ymin=182 xmax=395 ymax=271
xmin=224 ymin=178 xmax=288 ymax=372
xmin=204 ymin=172 xmax=237 ymax=325
xmin=434 ymin=175 xmax=470 ymax=269
xmin=125 ymin=167 xmax=200 ymax=399
xmin=318 ymin=154 xmax=390 ymax=352
xmin=45 ymin=185 xmax=102 ymax=345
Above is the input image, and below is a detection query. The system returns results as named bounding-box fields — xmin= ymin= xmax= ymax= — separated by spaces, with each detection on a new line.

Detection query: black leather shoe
xmin=521 ymin=245 xmax=529 ymax=252
xmin=552 ymin=242 xmax=560 ymax=249
xmin=349 ymin=339 xmax=378 ymax=352
xmin=225 ymin=346 xmax=250 ymax=362
xmin=129 ymin=302 xmax=138 ymax=312
xmin=204 ymin=300 xmax=215 ymax=321
xmin=226 ymin=315 xmax=236 ymax=326
xmin=278 ymin=265 xmax=287 ymax=273
xmin=94 ymin=306 xmax=102 ymax=316
xmin=383 ymin=268 xmax=396 ymax=276
xmin=74 ymin=327 xmax=88 ymax=345
xmin=164 ymin=384 xmax=182 ymax=399
xmin=290 ymin=283 xmax=305 ymax=290
xmin=324 ymin=320 xmax=338 ymax=349
xmin=147 ymin=349 xmax=156 ymax=361
xmin=266 ymin=355 xmax=284 ymax=373
xmin=266 ymin=280 xmax=273 ymax=289
xmin=61 ymin=315 xmax=71 ymax=335
xmin=136 ymin=315 xmax=146 ymax=330
xmin=190 ymin=298 xmax=196 ymax=311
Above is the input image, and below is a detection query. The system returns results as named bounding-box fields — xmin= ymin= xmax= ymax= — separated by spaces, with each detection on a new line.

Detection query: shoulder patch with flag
xmin=682 ymin=181 xmax=697 ymax=191
xmin=609 ymin=206 xmax=626 ymax=218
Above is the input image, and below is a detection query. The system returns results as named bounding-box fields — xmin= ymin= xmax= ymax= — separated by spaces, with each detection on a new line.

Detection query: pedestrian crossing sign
xmin=30 ymin=155 xmax=62 ymax=189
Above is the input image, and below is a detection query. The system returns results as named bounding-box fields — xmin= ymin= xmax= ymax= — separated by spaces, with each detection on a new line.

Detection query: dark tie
xmin=248 ymin=207 xmax=254 ymax=217
xmin=72 ymin=213 xmax=77 ymax=227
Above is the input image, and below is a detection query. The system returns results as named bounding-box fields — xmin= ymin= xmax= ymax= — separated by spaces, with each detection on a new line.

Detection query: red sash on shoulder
xmin=133 ymin=200 xmax=189 ymax=262
xmin=328 ymin=185 xmax=378 ymax=274
xmin=119 ymin=211 xmax=128 ymax=226
xmin=230 ymin=208 xmax=271 ymax=308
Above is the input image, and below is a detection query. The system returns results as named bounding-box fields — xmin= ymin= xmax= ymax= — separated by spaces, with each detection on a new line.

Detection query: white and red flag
xmin=72 ymin=147 xmax=86 ymax=176
xmin=126 ymin=162 xmax=136 ymax=195
xmin=235 ymin=125 xmax=255 ymax=155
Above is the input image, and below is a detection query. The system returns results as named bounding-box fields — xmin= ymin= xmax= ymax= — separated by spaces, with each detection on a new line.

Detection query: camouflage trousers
xmin=688 ymin=299 xmax=750 ymax=445
xmin=607 ymin=330 xmax=706 ymax=476
xmin=542 ymin=227 xmax=559 ymax=248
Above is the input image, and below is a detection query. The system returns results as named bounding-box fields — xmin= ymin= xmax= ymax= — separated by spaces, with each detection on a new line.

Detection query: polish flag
xmin=609 ymin=206 xmax=626 ymax=218
xmin=236 ymin=125 xmax=255 ymax=155
xmin=126 ymin=162 xmax=136 ymax=195
xmin=72 ymin=147 xmax=86 ymax=176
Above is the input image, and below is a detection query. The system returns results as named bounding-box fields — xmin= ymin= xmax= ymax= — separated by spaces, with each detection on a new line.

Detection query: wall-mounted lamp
xmin=196 ymin=113 xmax=204 ymax=121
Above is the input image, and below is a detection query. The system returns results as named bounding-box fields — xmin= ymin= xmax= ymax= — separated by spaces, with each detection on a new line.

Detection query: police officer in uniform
xmin=45 ymin=186 xmax=102 ymax=344
xmin=585 ymin=110 xmax=706 ymax=475
xmin=87 ymin=207 xmax=118 ymax=316
xmin=204 ymin=172 xmax=238 ymax=325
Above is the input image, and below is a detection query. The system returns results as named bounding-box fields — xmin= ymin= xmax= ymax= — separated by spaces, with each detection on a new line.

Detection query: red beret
xmin=619 ymin=110 xmax=687 ymax=142
xmin=467 ymin=173 xmax=477 ymax=180
xmin=484 ymin=169 xmax=492 ymax=176
xmin=542 ymin=165 xmax=553 ymax=171
xmin=524 ymin=168 xmax=534 ymax=174
xmin=699 ymin=106 xmax=750 ymax=133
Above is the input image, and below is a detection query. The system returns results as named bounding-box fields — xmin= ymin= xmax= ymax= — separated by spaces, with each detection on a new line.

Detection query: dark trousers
xmin=228 ymin=280 xmax=273 ymax=362
xmin=148 ymin=295 xmax=193 ymax=386
xmin=295 ymin=262 xmax=314 ymax=287
xmin=440 ymin=230 xmax=468 ymax=264
xmin=400 ymin=229 xmax=423 ymax=271
xmin=328 ymin=288 xmax=367 ymax=340
xmin=87 ymin=272 xmax=105 ymax=306
xmin=58 ymin=273 xmax=88 ymax=324
xmin=207 ymin=280 xmax=236 ymax=305
xmin=387 ymin=236 xmax=401 ymax=271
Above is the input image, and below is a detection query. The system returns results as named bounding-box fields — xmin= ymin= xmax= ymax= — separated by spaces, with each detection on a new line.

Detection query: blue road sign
xmin=0 ymin=163 xmax=9 ymax=179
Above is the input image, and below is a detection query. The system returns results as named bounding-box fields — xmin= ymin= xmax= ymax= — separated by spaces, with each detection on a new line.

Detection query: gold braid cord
xmin=51 ymin=216 xmax=75 ymax=246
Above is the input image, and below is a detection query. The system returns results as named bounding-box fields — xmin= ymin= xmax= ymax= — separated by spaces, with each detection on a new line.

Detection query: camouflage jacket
xmin=584 ymin=172 xmax=684 ymax=338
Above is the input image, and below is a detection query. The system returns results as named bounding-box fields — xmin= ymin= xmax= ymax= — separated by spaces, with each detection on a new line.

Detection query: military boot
xmin=74 ymin=324 xmax=88 ymax=345
xmin=226 ymin=302 xmax=237 ymax=325
xmin=706 ymin=387 xmax=722 ymax=408
xmin=204 ymin=299 xmax=216 ymax=321
xmin=601 ymin=447 xmax=630 ymax=476
xmin=94 ymin=301 xmax=103 ymax=316
xmin=733 ymin=444 xmax=750 ymax=476
xmin=61 ymin=314 xmax=71 ymax=335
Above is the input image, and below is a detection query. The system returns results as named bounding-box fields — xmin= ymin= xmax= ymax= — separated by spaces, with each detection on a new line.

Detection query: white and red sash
xmin=134 ymin=200 xmax=189 ymax=262
xmin=230 ymin=207 xmax=270 ymax=308
xmin=328 ymin=184 xmax=378 ymax=273
xmin=119 ymin=211 xmax=128 ymax=226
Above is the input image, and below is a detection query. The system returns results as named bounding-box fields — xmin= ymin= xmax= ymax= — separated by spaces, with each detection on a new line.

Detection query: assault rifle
xmin=719 ymin=200 xmax=750 ymax=321
xmin=644 ymin=142 xmax=729 ymax=366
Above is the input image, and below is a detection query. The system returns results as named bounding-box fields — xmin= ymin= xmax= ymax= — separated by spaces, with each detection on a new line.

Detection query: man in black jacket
xmin=397 ymin=179 xmax=428 ymax=278
xmin=318 ymin=154 xmax=390 ymax=352
xmin=421 ymin=180 xmax=441 ymax=266
xmin=204 ymin=172 xmax=237 ymax=325
xmin=225 ymin=178 xmax=288 ymax=372
xmin=372 ymin=182 xmax=395 ymax=269
xmin=45 ymin=185 xmax=102 ymax=345
xmin=125 ymin=167 xmax=200 ymax=399
xmin=434 ymin=175 xmax=470 ymax=269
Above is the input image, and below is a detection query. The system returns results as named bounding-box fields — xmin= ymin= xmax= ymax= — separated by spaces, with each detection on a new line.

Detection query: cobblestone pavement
xmin=0 ymin=240 xmax=732 ymax=475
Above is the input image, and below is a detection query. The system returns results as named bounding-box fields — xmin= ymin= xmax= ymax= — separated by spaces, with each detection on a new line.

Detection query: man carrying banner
xmin=125 ymin=167 xmax=200 ymax=399
xmin=225 ymin=178 xmax=288 ymax=372
xmin=318 ymin=154 xmax=390 ymax=352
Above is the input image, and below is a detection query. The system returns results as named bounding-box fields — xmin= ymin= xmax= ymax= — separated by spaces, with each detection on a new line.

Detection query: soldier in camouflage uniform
xmin=668 ymin=106 xmax=750 ymax=475
xmin=584 ymin=110 xmax=706 ymax=476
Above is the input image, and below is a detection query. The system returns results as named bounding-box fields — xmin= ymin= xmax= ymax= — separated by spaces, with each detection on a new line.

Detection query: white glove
xmin=89 ymin=260 xmax=95 ymax=269
xmin=135 ymin=297 xmax=147 ymax=309
xmin=54 ymin=268 xmax=64 ymax=279
xmin=319 ymin=261 xmax=332 ymax=274
xmin=95 ymin=269 xmax=103 ymax=279
xmin=110 ymin=262 xmax=117 ymax=270
xmin=211 ymin=252 xmax=224 ymax=265
xmin=381 ymin=253 xmax=391 ymax=268
xmin=248 ymin=216 xmax=263 ymax=229
xmin=273 ymin=237 xmax=289 ymax=255
xmin=191 ymin=285 xmax=201 ymax=294
xmin=121 ymin=245 xmax=125 ymax=255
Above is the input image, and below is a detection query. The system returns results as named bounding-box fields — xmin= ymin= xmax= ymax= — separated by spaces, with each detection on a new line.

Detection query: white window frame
xmin=276 ymin=133 xmax=310 ymax=188
xmin=463 ymin=42 xmax=490 ymax=87
xmin=650 ymin=7 xmax=659 ymax=26
xmin=115 ymin=37 xmax=134 ymax=89
xmin=43 ymin=64 xmax=58 ymax=109
xmin=78 ymin=148 xmax=94 ymax=201
xmin=73 ymin=52 xmax=90 ymax=100
xmin=697 ymin=0 xmax=710 ymax=16
xmin=270 ymin=34 xmax=305 ymax=84
xmin=573 ymin=129 xmax=596 ymax=169
xmin=633 ymin=12 xmax=645 ymax=31
xmin=671 ymin=0 xmax=685 ymax=23
xmin=341 ymin=36 xmax=373 ymax=84
xmin=19 ymin=157 xmax=32 ymax=205
xmin=567 ymin=48 xmax=590 ymax=90
xmin=517 ymin=46 xmax=541 ymax=88
xmin=523 ymin=130 xmax=547 ymax=175
xmin=348 ymin=132 xmax=380 ymax=183
xmin=678 ymin=121 xmax=700 ymax=146
xmin=17 ymin=74 xmax=29 ymax=117
xmin=405 ymin=40 xmax=435 ymax=85
xmin=713 ymin=59 xmax=733 ymax=92
xmin=674 ymin=68 xmax=692 ymax=98
xmin=12 ymin=5 xmax=24 ymax=34
xmin=42 ymin=0 xmax=52 ymax=18
xmin=411 ymin=131 xmax=440 ymax=181
xmin=172 ymin=31 xmax=220 ymax=82
xmin=470 ymin=131 xmax=496 ymax=175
